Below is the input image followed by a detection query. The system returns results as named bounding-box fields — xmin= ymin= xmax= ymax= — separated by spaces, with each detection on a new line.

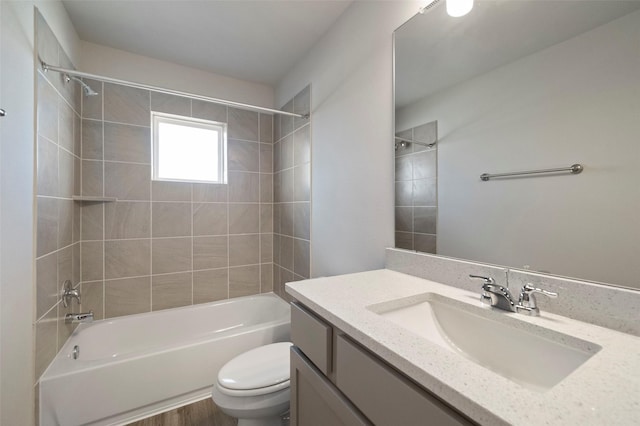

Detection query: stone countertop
xmin=286 ymin=269 xmax=640 ymax=426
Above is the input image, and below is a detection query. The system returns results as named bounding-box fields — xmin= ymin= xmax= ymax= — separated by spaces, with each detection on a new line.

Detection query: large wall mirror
xmin=394 ymin=0 xmax=640 ymax=290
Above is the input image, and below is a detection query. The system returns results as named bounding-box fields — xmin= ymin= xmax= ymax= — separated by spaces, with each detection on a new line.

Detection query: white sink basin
xmin=368 ymin=293 xmax=601 ymax=392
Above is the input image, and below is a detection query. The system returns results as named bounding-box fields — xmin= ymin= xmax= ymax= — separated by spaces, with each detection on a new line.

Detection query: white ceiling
xmin=395 ymin=0 xmax=640 ymax=108
xmin=62 ymin=0 xmax=352 ymax=86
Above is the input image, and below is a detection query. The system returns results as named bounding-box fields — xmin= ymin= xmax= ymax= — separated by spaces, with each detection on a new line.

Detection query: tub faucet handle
xmin=61 ymin=280 xmax=80 ymax=307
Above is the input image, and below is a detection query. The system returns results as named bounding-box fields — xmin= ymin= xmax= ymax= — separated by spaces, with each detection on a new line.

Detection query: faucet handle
xmin=469 ymin=274 xmax=495 ymax=285
xmin=516 ymin=284 xmax=558 ymax=316
xmin=521 ymin=283 xmax=558 ymax=299
xmin=469 ymin=275 xmax=496 ymax=305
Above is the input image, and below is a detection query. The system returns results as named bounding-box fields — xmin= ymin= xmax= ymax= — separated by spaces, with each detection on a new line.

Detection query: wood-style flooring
xmin=126 ymin=399 xmax=237 ymax=426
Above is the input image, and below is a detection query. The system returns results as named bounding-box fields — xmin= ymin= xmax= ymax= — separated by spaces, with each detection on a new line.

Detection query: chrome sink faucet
xmin=515 ymin=284 xmax=558 ymax=316
xmin=469 ymin=275 xmax=558 ymax=316
xmin=469 ymin=275 xmax=517 ymax=312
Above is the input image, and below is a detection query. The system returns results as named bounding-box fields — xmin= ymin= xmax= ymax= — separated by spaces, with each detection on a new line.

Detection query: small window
xmin=151 ymin=112 xmax=227 ymax=183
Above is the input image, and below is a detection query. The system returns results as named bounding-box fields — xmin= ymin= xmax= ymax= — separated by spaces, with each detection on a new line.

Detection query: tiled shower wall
xmin=395 ymin=121 xmax=438 ymax=253
xmin=78 ymin=83 xmax=275 ymax=319
xmin=34 ymin=11 xmax=82 ymax=381
xmin=273 ymin=86 xmax=311 ymax=298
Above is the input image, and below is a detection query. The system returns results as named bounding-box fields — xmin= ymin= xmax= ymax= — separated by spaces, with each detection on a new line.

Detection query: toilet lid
xmin=218 ymin=342 xmax=293 ymax=391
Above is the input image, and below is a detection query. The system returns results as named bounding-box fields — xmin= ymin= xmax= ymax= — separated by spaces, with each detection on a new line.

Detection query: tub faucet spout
xmin=65 ymin=311 xmax=94 ymax=324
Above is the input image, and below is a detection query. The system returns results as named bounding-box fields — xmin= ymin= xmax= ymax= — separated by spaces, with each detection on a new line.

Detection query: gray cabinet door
xmin=335 ymin=335 xmax=476 ymax=426
xmin=291 ymin=347 xmax=371 ymax=426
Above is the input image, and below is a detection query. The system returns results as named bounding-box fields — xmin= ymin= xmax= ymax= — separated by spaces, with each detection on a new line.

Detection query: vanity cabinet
xmin=290 ymin=302 xmax=476 ymax=426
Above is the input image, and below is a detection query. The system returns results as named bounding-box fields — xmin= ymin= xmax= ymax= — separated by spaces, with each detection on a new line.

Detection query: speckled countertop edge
xmin=286 ymin=269 xmax=640 ymax=426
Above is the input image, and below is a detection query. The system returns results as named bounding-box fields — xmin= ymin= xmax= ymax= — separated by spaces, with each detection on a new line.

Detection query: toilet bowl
xmin=212 ymin=342 xmax=293 ymax=426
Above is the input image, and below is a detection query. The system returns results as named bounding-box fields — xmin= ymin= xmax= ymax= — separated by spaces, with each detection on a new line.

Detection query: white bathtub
xmin=39 ymin=293 xmax=290 ymax=426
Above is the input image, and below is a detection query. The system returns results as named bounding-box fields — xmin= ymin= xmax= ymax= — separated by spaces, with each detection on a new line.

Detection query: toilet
xmin=211 ymin=342 xmax=293 ymax=426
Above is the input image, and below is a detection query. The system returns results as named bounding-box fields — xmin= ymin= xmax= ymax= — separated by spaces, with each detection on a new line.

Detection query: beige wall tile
xmin=81 ymin=281 xmax=104 ymax=320
xmin=81 ymin=241 xmax=103 ymax=282
xmin=193 ymin=183 xmax=227 ymax=203
xmin=81 ymin=160 xmax=103 ymax=197
xmin=191 ymin=101 xmax=226 ymax=122
xmin=293 ymin=124 xmax=311 ymax=166
xmin=260 ymin=264 xmax=273 ymax=293
xmin=229 ymin=234 xmax=259 ymax=267
xmin=105 ymin=239 xmax=151 ymax=279
xmin=152 ymin=237 xmax=191 ymax=274
xmin=105 ymin=201 xmax=151 ymax=239
xmin=105 ymin=162 xmax=150 ymax=200
xmin=104 ymin=122 xmax=151 ymax=164
xmin=57 ymin=245 xmax=73 ymax=294
xmin=82 ymin=119 xmax=104 ymax=160
xmin=414 ymin=234 xmax=436 ymax=254
xmin=81 ymin=79 xmax=103 ymax=120
xmin=74 ymin=114 xmax=82 ymax=157
xmin=228 ymin=139 xmax=259 ymax=172
xmin=152 ymin=202 xmax=191 ymax=237
xmin=228 ymin=171 xmax=259 ymax=202
xmin=395 ymin=232 xmax=413 ymax=250
xmin=36 ymin=252 xmax=58 ymax=320
xmin=152 ymin=272 xmax=192 ymax=311
xmin=412 ymin=178 xmax=436 ymax=206
xmin=193 ymin=269 xmax=228 ymax=304
xmin=104 ymin=83 xmax=150 ymax=126
xmin=81 ymin=203 xmax=103 ymax=241
xmin=228 ymin=108 xmax=258 ymax=141
xmin=193 ymin=203 xmax=227 ymax=236
xmin=37 ymin=196 xmax=58 ymax=257
xmin=273 ymin=204 xmax=281 ymax=235
xmin=293 ymin=164 xmax=310 ymax=202
xmin=105 ymin=277 xmax=151 ymax=318
xmin=273 ymin=234 xmax=281 ymax=265
xmin=273 ymin=140 xmax=281 ymax=172
xmin=273 ymin=113 xmax=281 ymax=143
xmin=279 ymin=100 xmax=294 ymax=139
xmin=229 ymin=203 xmax=259 ymax=234
xmin=152 ymin=181 xmax=191 ymax=202
xmin=260 ymin=173 xmax=273 ymax=203
xmin=414 ymin=207 xmax=437 ymax=234
xmin=58 ymin=200 xmax=73 ymax=249
xmin=412 ymin=150 xmax=437 ymax=180
xmin=229 ymin=265 xmax=260 ymax=298
xmin=37 ymin=136 xmax=58 ymax=196
xmin=259 ymin=143 xmax=273 ymax=173
xmin=280 ymin=236 xmax=294 ymax=272
xmin=37 ymin=73 xmax=58 ymax=142
xmin=280 ymin=168 xmax=293 ymax=203
xmin=151 ymin=92 xmax=191 ymax=116
xmin=58 ymin=99 xmax=75 ymax=154
xmin=395 ymin=207 xmax=412 ymax=233
xmin=280 ymin=203 xmax=293 ymax=237
xmin=293 ymin=202 xmax=310 ymax=240
xmin=58 ymin=149 xmax=75 ymax=198
xmin=294 ymin=238 xmax=310 ymax=279
xmin=260 ymin=234 xmax=273 ymax=263
xmin=260 ymin=204 xmax=273 ymax=233
xmin=193 ymin=236 xmax=227 ymax=270
xmin=35 ymin=309 xmax=57 ymax=380
xmin=280 ymin=134 xmax=293 ymax=170
xmin=259 ymin=113 xmax=273 ymax=143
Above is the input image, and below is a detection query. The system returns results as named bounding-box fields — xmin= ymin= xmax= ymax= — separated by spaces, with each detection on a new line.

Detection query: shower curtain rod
xmin=40 ymin=61 xmax=308 ymax=119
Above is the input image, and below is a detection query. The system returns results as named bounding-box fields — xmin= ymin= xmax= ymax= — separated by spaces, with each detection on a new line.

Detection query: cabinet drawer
xmin=291 ymin=302 xmax=332 ymax=374
xmin=336 ymin=335 xmax=475 ymax=426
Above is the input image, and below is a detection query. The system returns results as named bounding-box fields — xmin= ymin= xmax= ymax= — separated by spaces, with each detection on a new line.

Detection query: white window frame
xmin=151 ymin=111 xmax=227 ymax=184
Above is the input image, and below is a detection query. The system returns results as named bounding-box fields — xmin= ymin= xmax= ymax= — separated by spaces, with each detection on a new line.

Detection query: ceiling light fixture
xmin=446 ymin=0 xmax=474 ymax=17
